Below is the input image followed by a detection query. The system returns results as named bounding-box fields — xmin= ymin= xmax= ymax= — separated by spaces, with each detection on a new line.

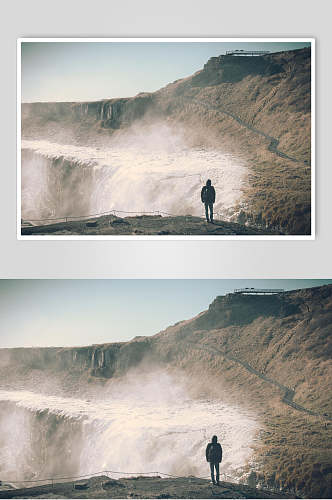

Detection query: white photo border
xmin=17 ymin=37 xmax=316 ymax=241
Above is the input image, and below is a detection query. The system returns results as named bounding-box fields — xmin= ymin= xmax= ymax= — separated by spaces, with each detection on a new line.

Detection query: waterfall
xmin=0 ymin=371 xmax=259 ymax=485
xmin=21 ymin=130 xmax=248 ymax=224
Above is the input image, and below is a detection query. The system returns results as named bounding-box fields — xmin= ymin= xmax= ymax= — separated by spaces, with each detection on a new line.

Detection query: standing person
xmin=201 ymin=179 xmax=216 ymax=223
xmin=206 ymin=435 xmax=222 ymax=485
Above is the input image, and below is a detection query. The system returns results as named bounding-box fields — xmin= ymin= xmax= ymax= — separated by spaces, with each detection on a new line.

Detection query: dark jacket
xmin=206 ymin=442 xmax=222 ymax=463
xmin=201 ymin=185 xmax=216 ymax=204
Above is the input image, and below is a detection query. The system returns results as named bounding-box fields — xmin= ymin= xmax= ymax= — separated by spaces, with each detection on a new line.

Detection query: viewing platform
xmin=225 ymin=50 xmax=270 ymax=56
xmin=231 ymin=288 xmax=284 ymax=295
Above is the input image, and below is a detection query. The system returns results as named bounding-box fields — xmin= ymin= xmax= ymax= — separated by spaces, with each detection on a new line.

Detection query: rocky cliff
xmin=22 ymin=48 xmax=310 ymax=143
xmin=1 ymin=284 xmax=329 ymax=398
xmin=22 ymin=92 xmax=155 ymax=134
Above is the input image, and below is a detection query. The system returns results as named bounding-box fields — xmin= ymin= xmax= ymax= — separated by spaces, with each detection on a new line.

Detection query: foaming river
xmin=0 ymin=375 xmax=259 ymax=486
xmin=21 ymin=136 xmax=247 ymax=224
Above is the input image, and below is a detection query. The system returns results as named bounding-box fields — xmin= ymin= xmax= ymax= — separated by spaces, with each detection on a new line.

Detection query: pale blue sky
xmin=21 ymin=41 xmax=311 ymax=102
xmin=0 ymin=280 xmax=329 ymax=348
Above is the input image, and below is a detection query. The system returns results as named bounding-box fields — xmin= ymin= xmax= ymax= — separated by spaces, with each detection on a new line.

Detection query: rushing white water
xmin=21 ymin=130 xmax=247 ymax=223
xmin=0 ymin=372 xmax=259 ymax=485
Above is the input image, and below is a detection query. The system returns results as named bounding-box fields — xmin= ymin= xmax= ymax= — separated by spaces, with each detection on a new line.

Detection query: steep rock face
xmin=191 ymin=54 xmax=285 ymax=86
xmin=194 ymin=292 xmax=299 ymax=329
xmin=0 ymin=338 xmax=153 ymax=380
xmin=22 ymin=93 xmax=155 ymax=134
xmin=153 ymin=291 xmax=303 ymax=344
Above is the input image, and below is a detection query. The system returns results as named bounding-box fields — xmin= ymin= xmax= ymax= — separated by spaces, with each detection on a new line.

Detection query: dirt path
xmin=183 ymin=97 xmax=308 ymax=166
xmin=180 ymin=341 xmax=330 ymax=421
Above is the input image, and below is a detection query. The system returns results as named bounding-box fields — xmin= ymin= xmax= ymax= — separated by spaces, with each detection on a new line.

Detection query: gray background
xmin=0 ymin=0 xmax=330 ymax=278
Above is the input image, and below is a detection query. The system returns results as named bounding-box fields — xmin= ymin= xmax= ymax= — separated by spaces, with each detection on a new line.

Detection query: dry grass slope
xmin=150 ymin=286 xmax=331 ymax=498
xmin=153 ymin=48 xmax=311 ymax=234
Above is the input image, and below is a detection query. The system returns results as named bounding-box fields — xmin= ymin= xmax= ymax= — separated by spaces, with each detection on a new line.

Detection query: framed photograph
xmin=0 ymin=279 xmax=330 ymax=499
xmin=18 ymin=38 xmax=315 ymax=240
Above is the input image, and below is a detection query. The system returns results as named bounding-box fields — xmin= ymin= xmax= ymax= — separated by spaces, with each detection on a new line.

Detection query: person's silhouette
xmin=206 ymin=435 xmax=222 ymax=485
xmin=201 ymin=179 xmax=216 ymax=223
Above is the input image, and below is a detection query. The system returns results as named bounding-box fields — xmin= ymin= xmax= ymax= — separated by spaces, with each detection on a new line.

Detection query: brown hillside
xmin=148 ymin=286 xmax=331 ymax=498
xmin=154 ymin=48 xmax=311 ymax=234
